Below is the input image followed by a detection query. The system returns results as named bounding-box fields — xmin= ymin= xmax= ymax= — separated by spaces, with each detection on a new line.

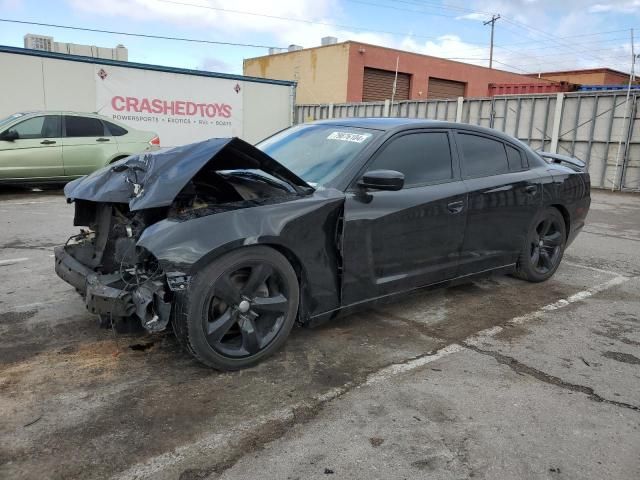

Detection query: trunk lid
xmin=64 ymin=137 xmax=312 ymax=211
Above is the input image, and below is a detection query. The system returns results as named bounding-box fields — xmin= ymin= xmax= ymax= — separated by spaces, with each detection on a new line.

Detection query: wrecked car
xmin=55 ymin=119 xmax=590 ymax=370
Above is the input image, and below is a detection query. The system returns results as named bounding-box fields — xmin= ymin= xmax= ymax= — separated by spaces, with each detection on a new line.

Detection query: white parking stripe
xmin=563 ymin=261 xmax=623 ymax=277
xmin=0 ymin=257 xmax=29 ymax=265
xmin=112 ymin=273 xmax=632 ymax=480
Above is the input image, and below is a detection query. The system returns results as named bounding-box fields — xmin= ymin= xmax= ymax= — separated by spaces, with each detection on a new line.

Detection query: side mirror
xmin=358 ymin=170 xmax=404 ymax=191
xmin=0 ymin=130 xmax=18 ymax=141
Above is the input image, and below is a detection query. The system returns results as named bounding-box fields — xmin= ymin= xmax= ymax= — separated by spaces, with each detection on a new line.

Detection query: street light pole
xmin=483 ymin=14 xmax=500 ymax=69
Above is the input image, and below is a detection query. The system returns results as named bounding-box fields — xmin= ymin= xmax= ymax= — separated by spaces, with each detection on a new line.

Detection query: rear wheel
xmin=174 ymin=246 xmax=299 ymax=370
xmin=515 ymin=208 xmax=566 ymax=282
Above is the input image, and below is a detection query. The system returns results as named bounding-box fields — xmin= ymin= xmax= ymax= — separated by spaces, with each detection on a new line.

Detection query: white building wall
xmin=0 ymin=51 xmax=294 ymax=145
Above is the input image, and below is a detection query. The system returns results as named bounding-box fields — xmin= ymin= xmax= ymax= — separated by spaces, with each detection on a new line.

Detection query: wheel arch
xmin=109 ymin=154 xmax=132 ymax=164
xmin=549 ymin=204 xmax=570 ymax=240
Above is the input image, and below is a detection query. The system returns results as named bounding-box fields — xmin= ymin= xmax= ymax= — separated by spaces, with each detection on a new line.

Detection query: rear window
xmin=506 ymin=144 xmax=526 ymax=171
xmin=458 ymin=133 xmax=509 ymax=178
xmin=64 ymin=116 xmax=105 ymax=137
xmin=104 ymin=121 xmax=128 ymax=136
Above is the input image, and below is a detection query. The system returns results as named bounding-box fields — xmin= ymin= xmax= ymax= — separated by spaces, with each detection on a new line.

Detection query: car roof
xmin=18 ymin=111 xmax=104 ymax=117
xmin=311 ymin=117 xmax=528 ymax=147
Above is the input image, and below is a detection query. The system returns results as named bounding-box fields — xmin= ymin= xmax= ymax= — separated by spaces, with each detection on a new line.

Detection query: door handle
xmin=40 ymin=139 xmax=56 ymax=145
xmin=447 ymin=200 xmax=464 ymax=214
xmin=96 ymin=137 xmax=110 ymax=142
xmin=525 ymin=185 xmax=538 ymax=195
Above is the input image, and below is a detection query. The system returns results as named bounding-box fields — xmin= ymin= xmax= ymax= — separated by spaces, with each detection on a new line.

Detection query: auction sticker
xmin=327 ymin=131 xmax=372 ymax=143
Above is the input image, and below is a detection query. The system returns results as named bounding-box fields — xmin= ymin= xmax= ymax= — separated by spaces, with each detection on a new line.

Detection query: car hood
xmin=64 ymin=137 xmax=312 ymax=211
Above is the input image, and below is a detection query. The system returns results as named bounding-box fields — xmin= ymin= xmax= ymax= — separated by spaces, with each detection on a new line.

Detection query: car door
xmin=341 ymin=130 xmax=468 ymax=306
xmin=0 ymin=114 xmax=63 ymax=180
xmin=454 ymin=131 xmax=542 ymax=275
xmin=62 ymin=115 xmax=119 ymax=176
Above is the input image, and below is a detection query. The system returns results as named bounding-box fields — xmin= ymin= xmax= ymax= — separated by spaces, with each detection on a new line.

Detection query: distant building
xmin=24 ymin=34 xmax=128 ymax=61
xmin=243 ymin=39 xmax=550 ymax=104
xmin=527 ymin=68 xmax=629 ymax=86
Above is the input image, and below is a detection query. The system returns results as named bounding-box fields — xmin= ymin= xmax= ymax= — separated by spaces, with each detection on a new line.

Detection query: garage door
xmin=363 ymin=68 xmax=410 ymax=102
xmin=427 ymin=77 xmax=466 ymax=99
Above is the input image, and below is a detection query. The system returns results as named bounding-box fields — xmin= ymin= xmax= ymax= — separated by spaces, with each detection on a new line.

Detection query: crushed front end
xmin=54 ymin=137 xmax=313 ymax=333
xmin=55 ymin=201 xmax=172 ymax=332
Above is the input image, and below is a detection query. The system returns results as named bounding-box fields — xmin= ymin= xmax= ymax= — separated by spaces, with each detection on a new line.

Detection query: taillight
xmin=149 ymin=135 xmax=160 ymax=146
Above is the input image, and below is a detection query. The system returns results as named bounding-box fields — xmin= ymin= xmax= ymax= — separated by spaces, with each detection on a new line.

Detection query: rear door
xmin=0 ymin=114 xmax=63 ymax=180
xmin=62 ymin=115 xmax=119 ymax=176
xmin=341 ymin=130 xmax=468 ymax=306
xmin=454 ymin=131 xmax=542 ymax=274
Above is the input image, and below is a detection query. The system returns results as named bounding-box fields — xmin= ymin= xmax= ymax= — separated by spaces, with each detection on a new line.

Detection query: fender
xmin=137 ymin=189 xmax=346 ymax=317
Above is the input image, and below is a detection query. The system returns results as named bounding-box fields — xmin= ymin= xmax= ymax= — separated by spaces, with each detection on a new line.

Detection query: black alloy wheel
xmin=529 ymin=217 xmax=564 ymax=275
xmin=515 ymin=207 xmax=566 ymax=283
xmin=174 ymin=246 xmax=299 ymax=370
xmin=205 ymin=263 xmax=289 ymax=358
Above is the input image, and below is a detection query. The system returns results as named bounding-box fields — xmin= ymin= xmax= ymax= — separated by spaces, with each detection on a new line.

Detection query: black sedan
xmin=54 ymin=118 xmax=590 ymax=370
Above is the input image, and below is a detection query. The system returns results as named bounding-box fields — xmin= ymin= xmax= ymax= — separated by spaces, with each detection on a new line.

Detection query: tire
xmin=173 ymin=246 xmax=299 ymax=370
xmin=515 ymin=207 xmax=567 ymax=283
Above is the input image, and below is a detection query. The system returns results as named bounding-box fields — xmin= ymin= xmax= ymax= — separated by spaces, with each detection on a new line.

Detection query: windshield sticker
xmin=327 ymin=131 xmax=372 ymax=143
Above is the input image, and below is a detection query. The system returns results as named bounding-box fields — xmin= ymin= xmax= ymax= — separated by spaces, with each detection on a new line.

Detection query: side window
xmin=9 ymin=116 xmax=60 ymax=139
xmin=505 ymin=144 xmax=526 ymax=171
xmin=458 ymin=133 xmax=509 ymax=178
xmin=11 ymin=117 xmax=44 ymax=139
xmin=64 ymin=116 xmax=106 ymax=137
xmin=367 ymin=132 xmax=453 ymax=187
xmin=104 ymin=121 xmax=128 ymax=136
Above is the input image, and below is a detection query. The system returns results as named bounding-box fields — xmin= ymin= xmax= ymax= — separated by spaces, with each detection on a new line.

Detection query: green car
xmin=0 ymin=111 xmax=159 ymax=184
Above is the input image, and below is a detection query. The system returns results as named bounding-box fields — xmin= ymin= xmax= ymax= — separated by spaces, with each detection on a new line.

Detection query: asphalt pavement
xmin=0 ymin=187 xmax=638 ymax=480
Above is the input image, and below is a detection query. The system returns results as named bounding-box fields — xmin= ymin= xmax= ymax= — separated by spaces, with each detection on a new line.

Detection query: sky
xmin=0 ymin=0 xmax=639 ymax=76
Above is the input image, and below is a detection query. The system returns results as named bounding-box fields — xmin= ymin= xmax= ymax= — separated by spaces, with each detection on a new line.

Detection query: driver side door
xmin=0 ymin=115 xmax=63 ymax=180
xmin=341 ymin=130 xmax=468 ymax=306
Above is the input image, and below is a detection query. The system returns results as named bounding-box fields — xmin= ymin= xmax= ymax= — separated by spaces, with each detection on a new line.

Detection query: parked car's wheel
xmin=174 ymin=246 xmax=299 ymax=370
xmin=515 ymin=207 xmax=566 ymax=283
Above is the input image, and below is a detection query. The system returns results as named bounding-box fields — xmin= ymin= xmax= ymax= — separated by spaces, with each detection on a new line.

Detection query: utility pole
xmin=483 ymin=14 xmax=500 ymax=69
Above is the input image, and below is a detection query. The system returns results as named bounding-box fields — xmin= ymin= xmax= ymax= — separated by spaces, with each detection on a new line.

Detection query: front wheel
xmin=174 ymin=246 xmax=299 ymax=370
xmin=515 ymin=208 xmax=566 ymax=283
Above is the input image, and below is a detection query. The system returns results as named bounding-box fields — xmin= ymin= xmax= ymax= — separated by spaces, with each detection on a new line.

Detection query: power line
xmin=0 ymin=18 xmax=280 ymax=49
xmin=155 ymin=0 xmax=461 ymax=42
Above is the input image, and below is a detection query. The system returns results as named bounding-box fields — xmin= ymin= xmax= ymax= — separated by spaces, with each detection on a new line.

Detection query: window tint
xmin=506 ymin=144 xmax=526 ymax=171
xmin=104 ymin=121 xmax=128 ymax=136
xmin=10 ymin=116 xmax=60 ymax=139
xmin=64 ymin=116 xmax=105 ymax=137
xmin=458 ymin=133 xmax=509 ymax=177
xmin=368 ymin=132 xmax=453 ymax=187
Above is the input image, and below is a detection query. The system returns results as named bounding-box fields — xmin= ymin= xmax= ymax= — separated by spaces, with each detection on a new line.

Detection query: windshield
xmin=0 ymin=112 xmax=29 ymax=129
xmin=256 ymin=124 xmax=381 ymax=187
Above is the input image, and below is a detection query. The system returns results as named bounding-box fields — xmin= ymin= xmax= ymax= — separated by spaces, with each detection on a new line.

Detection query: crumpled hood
xmin=64 ymin=137 xmax=311 ymax=211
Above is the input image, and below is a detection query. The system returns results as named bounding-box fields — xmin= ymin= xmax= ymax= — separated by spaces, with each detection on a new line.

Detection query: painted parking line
xmin=563 ymin=260 xmax=623 ymax=277
xmin=0 ymin=200 xmax=60 ymax=206
xmin=0 ymin=257 xmax=29 ymax=266
xmin=113 ymin=272 xmax=633 ymax=480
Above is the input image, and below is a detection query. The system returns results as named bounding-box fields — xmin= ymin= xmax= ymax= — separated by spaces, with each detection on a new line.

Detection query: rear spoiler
xmin=537 ymin=151 xmax=586 ymax=172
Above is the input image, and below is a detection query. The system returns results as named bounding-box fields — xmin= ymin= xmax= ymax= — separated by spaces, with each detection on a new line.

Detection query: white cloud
xmin=399 ymin=35 xmax=490 ymax=67
xmin=1 ymin=0 xmax=23 ymax=9
xmin=589 ymin=1 xmax=640 ymax=13
xmin=66 ymin=0 xmax=339 ymax=40
xmin=199 ymin=56 xmax=233 ymax=72
xmin=456 ymin=12 xmax=492 ymax=22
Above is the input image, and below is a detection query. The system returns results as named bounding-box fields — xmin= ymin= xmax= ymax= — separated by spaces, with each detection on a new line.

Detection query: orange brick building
xmin=527 ymin=68 xmax=630 ymax=86
xmin=244 ymin=40 xmax=551 ymax=104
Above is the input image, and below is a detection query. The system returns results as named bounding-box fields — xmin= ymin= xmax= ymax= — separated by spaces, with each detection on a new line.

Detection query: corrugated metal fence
xmin=295 ymin=92 xmax=640 ymax=191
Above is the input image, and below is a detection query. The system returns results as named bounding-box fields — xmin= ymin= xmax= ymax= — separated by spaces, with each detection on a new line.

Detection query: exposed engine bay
xmin=56 ymin=140 xmax=307 ymax=333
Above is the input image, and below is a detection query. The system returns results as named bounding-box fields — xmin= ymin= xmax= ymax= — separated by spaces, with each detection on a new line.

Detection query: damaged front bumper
xmin=54 ymin=245 xmax=171 ymax=332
